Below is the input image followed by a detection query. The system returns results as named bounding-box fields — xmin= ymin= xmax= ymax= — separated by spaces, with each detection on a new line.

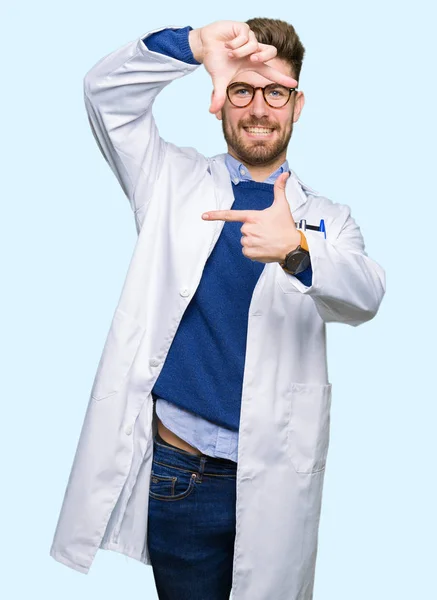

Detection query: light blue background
xmin=2 ymin=1 xmax=435 ymax=598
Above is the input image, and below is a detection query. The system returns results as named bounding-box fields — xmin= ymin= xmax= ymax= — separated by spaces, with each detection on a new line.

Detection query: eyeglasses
xmin=226 ymin=82 xmax=298 ymax=109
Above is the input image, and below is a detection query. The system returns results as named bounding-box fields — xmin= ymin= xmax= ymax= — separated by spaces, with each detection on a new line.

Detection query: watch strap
xmin=299 ymin=230 xmax=309 ymax=252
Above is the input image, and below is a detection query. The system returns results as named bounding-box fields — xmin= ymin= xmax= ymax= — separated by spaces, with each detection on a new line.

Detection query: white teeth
xmin=246 ymin=127 xmax=274 ymax=134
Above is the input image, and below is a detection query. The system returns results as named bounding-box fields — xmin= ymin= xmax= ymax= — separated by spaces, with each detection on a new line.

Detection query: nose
xmin=249 ymin=88 xmax=269 ymax=119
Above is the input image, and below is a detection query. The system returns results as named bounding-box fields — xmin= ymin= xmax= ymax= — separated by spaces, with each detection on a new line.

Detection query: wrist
xmin=188 ymin=29 xmax=204 ymax=63
xmin=280 ymin=231 xmax=302 ymax=259
xmin=278 ymin=231 xmax=309 ymax=264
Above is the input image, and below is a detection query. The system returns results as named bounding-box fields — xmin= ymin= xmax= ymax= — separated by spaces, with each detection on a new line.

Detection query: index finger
xmin=202 ymin=209 xmax=253 ymax=222
xmin=255 ymin=62 xmax=298 ymax=89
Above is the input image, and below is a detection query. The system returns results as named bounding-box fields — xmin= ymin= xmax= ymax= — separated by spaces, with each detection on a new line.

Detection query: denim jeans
xmin=147 ymin=433 xmax=238 ymax=600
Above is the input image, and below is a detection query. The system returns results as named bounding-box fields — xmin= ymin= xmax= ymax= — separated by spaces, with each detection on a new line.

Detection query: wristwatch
xmin=280 ymin=231 xmax=311 ymax=275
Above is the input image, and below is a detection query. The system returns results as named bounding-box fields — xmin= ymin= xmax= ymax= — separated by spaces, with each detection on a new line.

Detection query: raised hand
xmin=201 ymin=172 xmax=301 ymax=263
xmin=189 ymin=21 xmax=298 ymax=114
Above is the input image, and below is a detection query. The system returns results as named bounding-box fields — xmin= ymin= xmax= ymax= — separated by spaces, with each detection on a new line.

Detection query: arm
xmin=283 ymin=206 xmax=386 ymax=326
xmin=83 ymin=26 xmax=201 ymax=213
xmin=146 ymin=26 xmax=200 ymax=65
xmin=83 ymin=22 xmax=297 ymax=214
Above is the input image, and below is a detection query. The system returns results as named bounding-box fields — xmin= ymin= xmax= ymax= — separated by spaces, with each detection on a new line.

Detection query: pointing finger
xmin=202 ymin=209 xmax=252 ymax=222
xmin=254 ymin=63 xmax=298 ymax=89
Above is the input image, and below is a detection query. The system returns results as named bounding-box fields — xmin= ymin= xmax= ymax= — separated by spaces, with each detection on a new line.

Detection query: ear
xmin=292 ymin=91 xmax=305 ymax=123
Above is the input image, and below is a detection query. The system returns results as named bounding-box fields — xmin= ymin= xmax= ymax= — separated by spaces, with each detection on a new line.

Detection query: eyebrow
xmin=230 ymin=81 xmax=285 ymax=87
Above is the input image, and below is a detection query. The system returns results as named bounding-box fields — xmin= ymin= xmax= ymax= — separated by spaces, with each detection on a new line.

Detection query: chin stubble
xmin=222 ymin=114 xmax=293 ymax=166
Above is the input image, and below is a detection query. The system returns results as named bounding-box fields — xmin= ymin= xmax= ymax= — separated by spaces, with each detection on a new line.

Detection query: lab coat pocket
xmin=276 ymin=265 xmax=301 ymax=294
xmin=91 ymin=308 xmax=145 ymax=401
xmin=286 ymin=382 xmax=332 ymax=474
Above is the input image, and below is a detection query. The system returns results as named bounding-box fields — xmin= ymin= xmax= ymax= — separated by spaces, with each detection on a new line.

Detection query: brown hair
xmin=245 ymin=17 xmax=305 ymax=83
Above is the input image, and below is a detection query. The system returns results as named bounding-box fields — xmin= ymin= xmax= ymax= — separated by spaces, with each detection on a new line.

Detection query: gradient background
xmin=2 ymin=1 xmax=435 ymax=598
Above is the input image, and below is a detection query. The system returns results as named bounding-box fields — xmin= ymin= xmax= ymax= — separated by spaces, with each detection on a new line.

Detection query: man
xmin=50 ymin=19 xmax=386 ymax=600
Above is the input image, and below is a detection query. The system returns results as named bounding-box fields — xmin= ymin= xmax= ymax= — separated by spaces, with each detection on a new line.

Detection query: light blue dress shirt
xmin=225 ymin=153 xmax=290 ymax=184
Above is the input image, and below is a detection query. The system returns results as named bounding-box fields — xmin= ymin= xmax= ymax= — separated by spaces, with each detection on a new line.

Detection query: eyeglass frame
xmin=226 ymin=81 xmax=298 ymax=109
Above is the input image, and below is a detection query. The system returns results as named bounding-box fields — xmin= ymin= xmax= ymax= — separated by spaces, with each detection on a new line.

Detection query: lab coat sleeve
xmin=285 ymin=205 xmax=386 ymax=326
xmin=83 ymin=27 xmax=201 ymax=212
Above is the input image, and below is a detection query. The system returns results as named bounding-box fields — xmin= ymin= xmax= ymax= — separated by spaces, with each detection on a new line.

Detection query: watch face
xmin=285 ymin=250 xmax=310 ymax=274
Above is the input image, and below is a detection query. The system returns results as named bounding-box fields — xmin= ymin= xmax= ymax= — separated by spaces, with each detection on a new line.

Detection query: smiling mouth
xmin=243 ymin=127 xmax=276 ymax=137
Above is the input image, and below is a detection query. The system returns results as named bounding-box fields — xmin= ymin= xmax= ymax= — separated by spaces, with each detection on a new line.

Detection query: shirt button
xmin=150 ymin=358 xmax=160 ymax=367
xmin=180 ymin=288 xmax=190 ymax=297
xmin=125 ymin=425 xmax=132 ymax=436
xmin=241 ymin=169 xmax=246 ymax=175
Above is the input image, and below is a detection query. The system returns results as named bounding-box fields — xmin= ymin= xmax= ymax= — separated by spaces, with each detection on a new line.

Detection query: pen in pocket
xmin=295 ymin=219 xmax=327 ymax=238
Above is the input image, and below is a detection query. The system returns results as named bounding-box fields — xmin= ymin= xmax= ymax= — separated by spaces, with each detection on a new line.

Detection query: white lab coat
xmin=50 ymin=26 xmax=386 ymax=600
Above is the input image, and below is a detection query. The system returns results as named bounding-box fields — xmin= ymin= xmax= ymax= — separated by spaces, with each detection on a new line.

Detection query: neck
xmin=227 ymin=150 xmax=287 ymax=182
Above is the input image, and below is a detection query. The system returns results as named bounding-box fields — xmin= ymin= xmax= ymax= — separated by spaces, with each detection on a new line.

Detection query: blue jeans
xmin=147 ymin=433 xmax=238 ymax=600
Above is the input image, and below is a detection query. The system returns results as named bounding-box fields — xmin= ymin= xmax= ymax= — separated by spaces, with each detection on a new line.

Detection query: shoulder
xmin=158 ymin=141 xmax=212 ymax=180
xmin=165 ymin=141 xmax=208 ymax=166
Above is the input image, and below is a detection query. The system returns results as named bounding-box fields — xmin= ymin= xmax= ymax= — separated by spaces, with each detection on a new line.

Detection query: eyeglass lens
xmin=228 ymin=83 xmax=291 ymax=107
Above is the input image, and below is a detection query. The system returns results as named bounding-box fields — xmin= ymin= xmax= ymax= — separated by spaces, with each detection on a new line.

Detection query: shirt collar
xmin=224 ymin=153 xmax=290 ymax=185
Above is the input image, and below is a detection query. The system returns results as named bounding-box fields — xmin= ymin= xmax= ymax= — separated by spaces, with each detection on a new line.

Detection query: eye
xmin=234 ymin=86 xmax=251 ymax=96
xmin=267 ymin=87 xmax=287 ymax=98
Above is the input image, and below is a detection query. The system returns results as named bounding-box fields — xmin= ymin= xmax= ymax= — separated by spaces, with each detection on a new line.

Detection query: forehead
xmin=229 ymin=57 xmax=293 ymax=86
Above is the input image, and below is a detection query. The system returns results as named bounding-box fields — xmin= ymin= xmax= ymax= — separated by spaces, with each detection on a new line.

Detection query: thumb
xmin=209 ymin=75 xmax=228 ymax=114
xmin=273 ymin=171 xmax=290 ymax=204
